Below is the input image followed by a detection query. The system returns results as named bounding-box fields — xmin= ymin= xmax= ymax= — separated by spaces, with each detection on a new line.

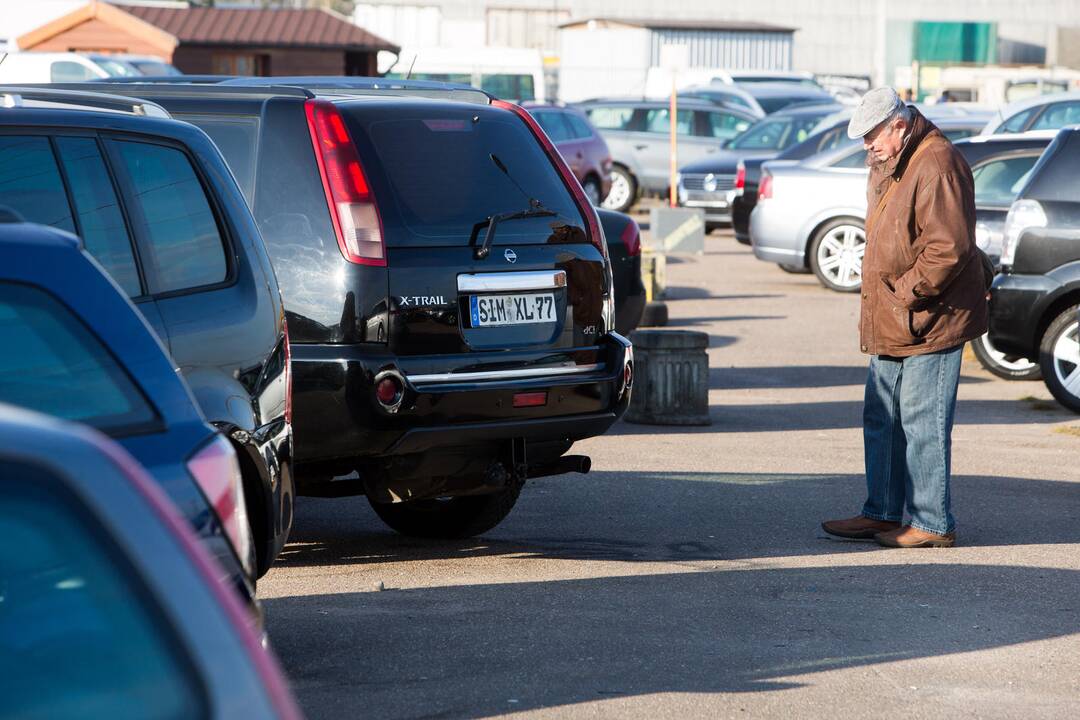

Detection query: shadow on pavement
xmin=664 ymin=287 xmax=785 ymax=302
xmin=708 ymin=365 xmax=990 ymax=390
xmin=668 ymin=315 xmax=787 ymax=326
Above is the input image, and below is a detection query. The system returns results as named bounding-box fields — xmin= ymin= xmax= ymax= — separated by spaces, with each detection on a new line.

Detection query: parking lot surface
xmin=260 ymin=230 xmax=1080 ymax=720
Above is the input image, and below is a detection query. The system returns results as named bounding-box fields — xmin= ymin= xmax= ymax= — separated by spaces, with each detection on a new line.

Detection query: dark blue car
xmin=0 ymin=221 xmax=258 ymax=614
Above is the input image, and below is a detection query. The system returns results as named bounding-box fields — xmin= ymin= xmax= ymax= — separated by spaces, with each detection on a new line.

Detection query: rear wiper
xmin=475 ymin=201 xmax=556 ymax=260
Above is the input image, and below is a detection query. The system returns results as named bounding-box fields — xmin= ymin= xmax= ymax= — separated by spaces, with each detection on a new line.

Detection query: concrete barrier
xmin=625 ymin=329 xmax=710 ymax=426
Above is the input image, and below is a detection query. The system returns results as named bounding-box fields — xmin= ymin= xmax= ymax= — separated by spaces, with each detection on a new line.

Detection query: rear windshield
xmin=345 ymin=104 xmax=585 ymax=245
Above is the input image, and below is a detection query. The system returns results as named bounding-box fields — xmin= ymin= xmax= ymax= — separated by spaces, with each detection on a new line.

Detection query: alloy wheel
xmin=815 ymin=224 xmax=865 ymax=290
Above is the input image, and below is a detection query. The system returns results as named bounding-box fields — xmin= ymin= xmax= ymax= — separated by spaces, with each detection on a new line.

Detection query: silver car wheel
xmin=978 ymin=333 xmax=1039 ymax=373
xmin=815 ymin=224 xmax=865 ymax=290
xmin=1051 ymin=320 xmax=1080 ymax=399
xmin=602 ymin=169 xmax=632 ymax=211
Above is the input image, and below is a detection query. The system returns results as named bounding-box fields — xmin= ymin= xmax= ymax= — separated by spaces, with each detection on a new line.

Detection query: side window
xmin=701 ymin=111 xmax=751 ymax=140
xmin=174 ymin=115 xmax=259 ymax=207
xmin=53 ymin=137 xmax=141 ymax=298
xmin=644 ymin=108 xmax=692 ymax=135
xmin=1030 ymin=102 xmax=1080 ymax=131
xmin=0 ymin=283 xmax=157 ymax=435
xmin=533 ymin=111 xmax=573 ymax=142
xmin=565 ymin=113 xmax=594 ymax=140
xmin=0 ymin=136 xmax=74 ymax=232
xmin=972 ymin=155 xmax=1040 ymax=207
xmin=49 ymin=61 xmax=97 ymax=83
xmin=0 ymin=468 xmax=206 ymax=719
xmin=1000 ymin=107 xmax=1036 ymax=134
xmin=831 ymin=148 xmax=868 ymax=169
xmin=112 ymin=141 xmax=227 ymax=294
xmin=585 ymin=106 xmax=635 ymax=130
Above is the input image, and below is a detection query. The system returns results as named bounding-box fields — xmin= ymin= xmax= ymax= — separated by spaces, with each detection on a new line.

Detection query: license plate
xmin=469 ymin=293 xmax=556 ymax=327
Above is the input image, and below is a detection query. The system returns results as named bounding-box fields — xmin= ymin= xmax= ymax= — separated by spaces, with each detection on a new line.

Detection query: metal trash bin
xmin=625 ymin=329 xmax=710 ymax=426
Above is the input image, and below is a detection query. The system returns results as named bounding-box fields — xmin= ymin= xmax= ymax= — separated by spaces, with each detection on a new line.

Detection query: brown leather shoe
xmin=875 ymin=526 xmax=956 ymax=548
xmin=821 ymin=516 xmax=901 ymax=539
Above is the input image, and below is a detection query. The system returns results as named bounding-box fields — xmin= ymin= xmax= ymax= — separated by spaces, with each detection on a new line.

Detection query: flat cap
xmin=848 ymin=87 xmax=904 ymax=139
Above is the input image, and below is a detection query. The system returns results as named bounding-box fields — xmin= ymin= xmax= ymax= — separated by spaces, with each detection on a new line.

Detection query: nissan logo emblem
xmin=504 ymin=249 xmax=517 ymax=263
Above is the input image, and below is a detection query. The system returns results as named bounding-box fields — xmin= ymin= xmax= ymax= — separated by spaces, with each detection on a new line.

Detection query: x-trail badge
xmin=504 ymin=249 xmax=517 ymax=264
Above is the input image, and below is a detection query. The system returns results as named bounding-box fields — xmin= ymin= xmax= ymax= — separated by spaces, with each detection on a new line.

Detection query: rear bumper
xmin=749 ymin=204 xmax=805 ymax=265
xmin=290 ymin=333 xmax=633 ymax=479
xmin=988 ymin=271 xmax=1055 ymax=359
xmin=678 ymin=192 xmax=734 ymax=223
xmin=732 ymin=193 xmax=754 ymax=243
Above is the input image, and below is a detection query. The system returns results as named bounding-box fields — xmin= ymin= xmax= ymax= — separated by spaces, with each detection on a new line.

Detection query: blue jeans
xmin=861 ymin=346 xmax=962 ymax=535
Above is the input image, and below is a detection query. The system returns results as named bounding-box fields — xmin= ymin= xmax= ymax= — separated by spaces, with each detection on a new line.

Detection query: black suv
xmin=0 ymin=87 xmax=293 ymax=575
xmin=989 ymin=126 xmax=1080 ymax=412
xmin=90 ymin=78 xmax=633 ymax=537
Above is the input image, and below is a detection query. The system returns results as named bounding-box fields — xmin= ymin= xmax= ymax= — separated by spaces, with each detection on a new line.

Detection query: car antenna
xmin=405 ymin=53 xmax=417 ymax=80
xmin=489 ymin=153 xmax=544 ymax=210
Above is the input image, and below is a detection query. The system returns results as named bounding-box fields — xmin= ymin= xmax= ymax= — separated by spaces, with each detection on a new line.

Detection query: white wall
xmin=559 ymin=25 xmax=651 ymax=101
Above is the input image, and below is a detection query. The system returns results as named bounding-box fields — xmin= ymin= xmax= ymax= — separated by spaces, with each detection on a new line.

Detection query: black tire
xmin=367 ymin=485 xmax=522 ymax=538
xmin=778 ymin=263 xmax=811 ymax=275
xmin=1038 ymin=304 xmax=1080 ymax=413
xmin=601 ymin=165 xmax=637 ymax=213
xmin=970 ymin=332 xmax=1041 ymax=381
xmin=808 ymin=218 xmax=865 ymax=293
xmin=582 ymin=176 xmax=602 ymax=206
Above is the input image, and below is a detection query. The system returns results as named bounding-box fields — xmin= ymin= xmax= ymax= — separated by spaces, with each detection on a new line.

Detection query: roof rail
xmin=218 ymin=76 xmax=494 ymax=105
xmin=29 ymin=82 xmax=315 ymax=101
xmin=0 ymin=86 xmax=170 ymax=118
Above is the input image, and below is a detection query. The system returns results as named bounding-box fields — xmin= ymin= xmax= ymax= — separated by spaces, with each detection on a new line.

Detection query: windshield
xmin=731 ymin=114 xmax=828 ymax=151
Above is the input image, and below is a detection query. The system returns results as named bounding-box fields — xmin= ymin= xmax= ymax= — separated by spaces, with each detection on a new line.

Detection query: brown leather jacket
xmin=859 ymin=109 xmax=988 ymax=357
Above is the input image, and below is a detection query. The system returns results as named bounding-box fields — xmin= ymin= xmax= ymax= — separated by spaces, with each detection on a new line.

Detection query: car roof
xmin=998 ymin=89 xmax=1080 ymax=116
xmin=736 ymin=82 xmax=834 ymax=100
xmin=0 ymin=85 xmax=170 ymax=117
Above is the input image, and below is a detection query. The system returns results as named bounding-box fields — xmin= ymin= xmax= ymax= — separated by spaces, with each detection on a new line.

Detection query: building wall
xmin=172 ymin=46 xmax=362 ymax=76
xmin=21 ymin=18 xmax=170 ymax=57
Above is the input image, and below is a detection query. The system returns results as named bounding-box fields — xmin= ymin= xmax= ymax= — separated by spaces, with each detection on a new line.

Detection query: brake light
xmin=305 ymin=99 xmax=386 ymax=266
xmin=493 ymin=99 xmax=607 ymax=260
xmin=759 ymin=172 xmax=774 ymax=200
xmin=282 ymin=318 xmax=292 ymax=425
xmin=735 ymin=162 xmax=746 ymax=195
xmin=620 ymin=218 xmax=641 ymax=256
xmin=187 ymin=435 xmax=253 ymax=577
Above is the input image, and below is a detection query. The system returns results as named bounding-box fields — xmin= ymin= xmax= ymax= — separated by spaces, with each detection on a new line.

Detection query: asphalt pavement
xmin=260 ymin=229 xmax=1080 ymax=720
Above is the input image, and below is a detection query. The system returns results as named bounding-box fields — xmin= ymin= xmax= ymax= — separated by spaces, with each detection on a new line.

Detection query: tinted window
xmin=700 ymin=111 xmax=752 ymax=140
xmin=480 ymin=74 xmax=535 ymax=101
xmin=732 ymin=115 xmax=824 ymax=150
xmin=0 ymin=283 xmax=156 ymax=435
xmin=1030 ymin=101 xmax=1080 ymax=131
xmin=972 ymin=154 xmax=1040 ymax=207
xmin=943 ymin=127 xmax=979 ymax=142
xmin=644 ymin=108 xmax=692 ymax=135
xmin=532 ymin=110 xmax=573 ymax=142
xmin=50 ymin=61 xmax=97 ymax=82
xmin=54 ymin=137 xmax=141 ymax=297
xmin=0 ymin=467 xmax=205 ymax=719
xmin=757 ymin=96 xmax=803 ymax=114
xmin=175 ymin=114 xmax=259 ymax=205
xmin=586 ymin=106 xmax=635 ymax=130
xmin=113 ymin=141 xmax=227 ymax=294
xmin=831 ymin=148 xmax=868 ymax=168
xmin=565 ymin=113 xmax=594 ymax=140
xmin=356 ymin=107 xmax=584 ymax=244
xmin=0 ymin=136 xmax=74 ymax=232
xmin=1000 ymin=107 xmax=1036 ymax=133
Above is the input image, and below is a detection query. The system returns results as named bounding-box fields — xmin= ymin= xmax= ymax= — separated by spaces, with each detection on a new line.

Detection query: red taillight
xmin=282 ymin=318 xmax=292 ymax=425
xmin=620 ymin=218 xmax=641 ymax=257
xmin=513 ymin=391 xmax=547 ymax=408
xmin=375 ymin=375 xmax=402 ymax=407
xmin=759 ymin=172 xmax=774 ymax=201
xmin=735 ymin=162 xmax=746 ymax=192
xmin=305 ymin=99 xmax=386 ymax=266
xmin=187 ymin=435 xmax=253 ymax=577
xmin=492 ymin=99 xmax=607 ymax=260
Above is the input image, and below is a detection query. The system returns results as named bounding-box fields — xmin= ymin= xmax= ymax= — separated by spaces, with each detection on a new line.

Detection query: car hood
xmin=680 ymin=149 xmax=776 ymax=175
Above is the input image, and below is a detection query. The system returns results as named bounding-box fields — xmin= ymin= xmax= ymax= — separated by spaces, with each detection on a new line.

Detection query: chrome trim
xmin=457 ymin=270 xmax=566 ymax=293
xmin=408 ymin=362 xmax=603 ymax=385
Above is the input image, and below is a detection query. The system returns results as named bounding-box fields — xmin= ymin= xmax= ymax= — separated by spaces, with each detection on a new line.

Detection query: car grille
xmin=681 ymin=173 xmax=736 ymax=192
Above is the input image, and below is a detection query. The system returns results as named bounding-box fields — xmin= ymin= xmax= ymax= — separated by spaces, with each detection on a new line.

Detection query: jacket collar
xmin=881 ymin=107 xmax=937 ymax=179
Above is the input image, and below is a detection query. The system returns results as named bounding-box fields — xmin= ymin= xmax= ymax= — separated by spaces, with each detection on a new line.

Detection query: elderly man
xmin=822 ymin=88 xmax=988 ymax=548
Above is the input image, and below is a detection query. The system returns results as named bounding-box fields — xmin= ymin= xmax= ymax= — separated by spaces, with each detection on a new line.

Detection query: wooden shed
xmin=17 ymin=1 xmax=398 ymax=77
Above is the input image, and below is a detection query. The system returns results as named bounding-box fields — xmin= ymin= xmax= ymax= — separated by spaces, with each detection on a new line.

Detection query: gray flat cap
xmin=848 ymin=87 xmax=904 ymax=139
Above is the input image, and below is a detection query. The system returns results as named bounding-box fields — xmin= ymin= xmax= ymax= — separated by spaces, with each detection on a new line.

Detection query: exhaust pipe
xmin=527 ymin=454 xmax=591 ymax=479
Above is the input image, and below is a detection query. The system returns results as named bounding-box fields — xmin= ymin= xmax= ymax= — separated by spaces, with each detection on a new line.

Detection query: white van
xmin=0 ymin=52 xmax=124 ymax=83
xmin=385 ymin=47 xmax=546 ymax=102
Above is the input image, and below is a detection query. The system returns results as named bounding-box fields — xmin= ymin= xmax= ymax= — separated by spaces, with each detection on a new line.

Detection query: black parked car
xmin=0 ymin=403 xmax=301 ymax=720
xmin=0 ymin=222 xmax=257 ymax=614
xmin=85 ymin=78 xmax=634 ymax=537
xmin=0 ymin=86 xmax=292 ymax=575
xmin=677 ymin=103 xmax=841 ymax=232
xmin=989 ymin=126 xmax=1080 ymax=412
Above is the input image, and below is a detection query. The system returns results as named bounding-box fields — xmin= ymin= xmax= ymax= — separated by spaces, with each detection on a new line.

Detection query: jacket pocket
xmin=876 ymin=275 xmax=915 ymax=347
xmin=909 ymin=301 xmax=943 ymax=339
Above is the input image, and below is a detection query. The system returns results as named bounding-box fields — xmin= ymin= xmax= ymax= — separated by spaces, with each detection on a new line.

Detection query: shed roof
xmin=559 ymin=18 xmax=797 ymax=34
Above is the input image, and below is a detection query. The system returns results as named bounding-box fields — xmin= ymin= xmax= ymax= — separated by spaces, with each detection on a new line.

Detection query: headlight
xmin=1000 ymin=199 xmax=1046 ymax=267
xmin=702 ymin=173 xmax=718 ymax=193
